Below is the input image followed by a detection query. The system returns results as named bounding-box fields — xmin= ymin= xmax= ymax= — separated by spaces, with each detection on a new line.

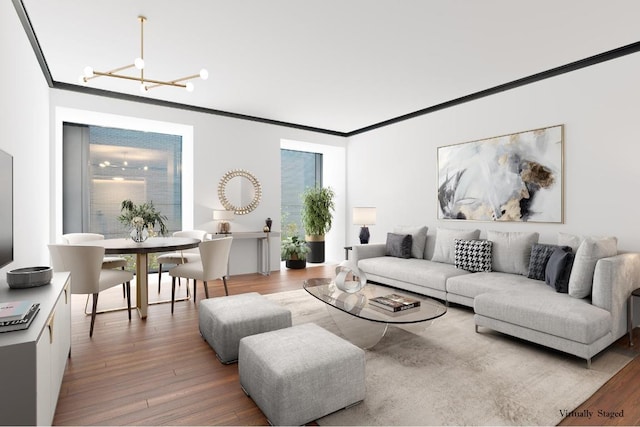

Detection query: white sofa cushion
xmin=393 ymin=225 xmax=428 ymax=259
xmin=487 ymin=231 xmax=539 ymax=276
xmin=446 ymin=271 xmax=541 ymax=300
xmin=568 ymin=236 xmax=618 ymax=299
xmin=431 ymin=228 xmax=480 ymax=264
xmin=358 ymin=257 xmax=468 ymax=292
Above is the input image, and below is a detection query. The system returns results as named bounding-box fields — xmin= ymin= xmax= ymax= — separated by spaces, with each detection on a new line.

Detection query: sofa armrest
xmin=351 ymin=243 xmax=386 ymax=266
xmin=592 ymin=253 xmax=640 ymax=338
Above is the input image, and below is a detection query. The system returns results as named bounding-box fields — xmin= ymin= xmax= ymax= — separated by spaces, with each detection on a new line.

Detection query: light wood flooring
xmin=53 ymin=265 xmax=640 ymax=426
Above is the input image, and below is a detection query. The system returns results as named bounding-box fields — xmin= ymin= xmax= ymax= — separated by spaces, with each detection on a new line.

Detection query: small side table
xmin=628 ymin=288 xmax=640 ymax=346
xmin=344 ymin=246 xmax=353 ymax=260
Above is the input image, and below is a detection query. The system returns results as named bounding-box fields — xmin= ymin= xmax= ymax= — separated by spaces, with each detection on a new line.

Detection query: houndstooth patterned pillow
xmin=454 ymin=239 xmax=493 ymax=272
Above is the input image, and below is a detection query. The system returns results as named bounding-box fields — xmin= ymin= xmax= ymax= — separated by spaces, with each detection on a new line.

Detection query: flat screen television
xmin=0 ymin=149 xmax=13 ymax=269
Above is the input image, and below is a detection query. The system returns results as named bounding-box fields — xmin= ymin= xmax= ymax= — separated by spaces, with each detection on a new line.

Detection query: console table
xmin=0 ymin=272 xmax=71 ymax=425
xmin=210 ymin=231 xmax=278 ymax=275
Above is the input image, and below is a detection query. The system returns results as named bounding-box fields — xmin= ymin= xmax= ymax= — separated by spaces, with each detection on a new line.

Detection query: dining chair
xmin=48 ymin=244 xmax=134 ymax=337
xmin=157 ymin=230 xmax=208 ymax=293
xmin=62 ymin=233 xmax=129 ymax=297
xmin=169 ymin=236 xmax=233 ymax=314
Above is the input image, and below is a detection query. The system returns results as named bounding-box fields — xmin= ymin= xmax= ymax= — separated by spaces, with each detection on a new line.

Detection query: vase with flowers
xmin=118 ymin=199 xmax=169 ymax=242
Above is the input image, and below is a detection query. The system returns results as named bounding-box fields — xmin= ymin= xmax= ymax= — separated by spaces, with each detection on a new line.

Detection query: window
xmin=63 ymin=123 xmax=182 ymax=239
xmin=280 ymin=149 xmax=322 ymax=237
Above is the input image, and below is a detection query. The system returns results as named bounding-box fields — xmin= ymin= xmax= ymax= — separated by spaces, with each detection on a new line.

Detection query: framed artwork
xmin=437 ymin=125 xmax=563 ymax=223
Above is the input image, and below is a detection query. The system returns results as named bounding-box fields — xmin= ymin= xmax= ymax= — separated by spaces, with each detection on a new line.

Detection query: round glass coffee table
xmin=303 ymin=277 xmax=447 ymax=348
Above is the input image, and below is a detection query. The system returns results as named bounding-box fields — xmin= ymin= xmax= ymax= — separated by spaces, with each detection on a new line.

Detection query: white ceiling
xmin=19 ymin=0 xmax=640 ymax=134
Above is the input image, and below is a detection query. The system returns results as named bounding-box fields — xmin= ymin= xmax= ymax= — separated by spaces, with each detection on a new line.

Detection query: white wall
xmin=49 ymin=90 xmax=347 ymax=274
xmin=347 ymin=52 xmax=640 ymax=253
xmin=0 ymin=2 xmax=51 ymax=276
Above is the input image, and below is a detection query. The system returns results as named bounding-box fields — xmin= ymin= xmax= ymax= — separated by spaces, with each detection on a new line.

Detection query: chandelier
xmin=79 ymin=16 xmax=208 ymax=93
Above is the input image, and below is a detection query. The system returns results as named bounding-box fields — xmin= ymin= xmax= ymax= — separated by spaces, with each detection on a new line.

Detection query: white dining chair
xmin=48 ymin=244 xmax=134 ymax=337
xmin=157 ymin=230 xmax=207 ymax=293
xmin=62 ymin=233 xmax=129 ymax=297
xmin=168 ymin=237 xmax=233 ymax=314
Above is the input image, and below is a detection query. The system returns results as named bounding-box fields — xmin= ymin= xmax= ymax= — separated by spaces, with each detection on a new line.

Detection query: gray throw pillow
xmin=385 ymin=233 xmax=412 ymax=259
xmin=568 ymin=236 xmax=617 ymax=299
xmin=486 ymin=231 xmax=539 ymax=276
xmin=528 ymin=244 xmax=571 ymax=281
xmin=454 ymin=239 xmax=493 ymax=272
xmin=393 ymin=225 xmax=428 ymax=259
xmin=545 ymin=247 xmax=574 ymax=293
xmin=432 ymin=228 xmax=481 ymax=264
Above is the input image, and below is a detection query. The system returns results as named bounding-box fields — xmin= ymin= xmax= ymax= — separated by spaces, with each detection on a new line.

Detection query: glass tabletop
xmin=303 ymin=278 xmax=447 ymax=324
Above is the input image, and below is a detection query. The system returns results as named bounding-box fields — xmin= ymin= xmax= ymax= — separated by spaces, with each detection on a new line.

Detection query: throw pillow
xmin=568 ymin=236 xmax=617 ymax=299
xmin=527 ymin=244 xmax=571 ymax=281
xmin=454 ymin=239 xmax=493 ymax=272
xmin=431 ymin=228 xmax=481 ymax=264
xmin=558 ymin=232 xmax=584 ymax=254
xmin=486 ymin=231 xmax=539 ymax=276
xmin=545 ymin=247 xmax=574 ymax=293
xmin=393 ymin=225 xmax=428 ymax=259
xmin=385 ymin=233 xmax=412 ymax=259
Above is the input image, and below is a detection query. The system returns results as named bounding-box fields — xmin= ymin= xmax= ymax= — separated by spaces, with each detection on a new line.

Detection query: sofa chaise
xmin=351 ymin=227 xmax=640 ymax=368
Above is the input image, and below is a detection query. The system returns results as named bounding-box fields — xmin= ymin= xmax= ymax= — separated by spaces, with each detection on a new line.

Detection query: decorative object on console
xmin=265 ymin=217 xmax=272 ymax=231
xmin=79 ymin=16 xmax=208 ymax=93
xmin=335 ymin=263 xmax=367 ymax=294
xmin=213 ymin=210 xmax=235 ymax=234
xmin=438 ymin=124 xmax=563 ymax=223
xmin=218 ymin=169 xmax=262 ymax=215
xmin=385 ymin=233 xmax=412 ymax=259
xmin=0 ymin=303 xmax=40 ymax=333
xmin=6 ymin=266 xmax=53 ymax=289
xmin=118 ymin=199 xmax=168 ymax=241
xmin=353 ymin=207 xmax=376 ymax=244
xmin=454 ymin=239 xmax=493 ymax=272
xmin=301 ymin=186 xmax=335 ymax=263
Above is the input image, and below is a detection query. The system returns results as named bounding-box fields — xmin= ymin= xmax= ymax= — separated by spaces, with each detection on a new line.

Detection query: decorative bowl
xmin=6 ymin=266 xmax=53 ymax=289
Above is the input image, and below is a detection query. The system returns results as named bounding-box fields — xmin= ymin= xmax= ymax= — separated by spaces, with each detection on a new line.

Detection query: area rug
xmin=263 ymin=289 xmax=635 ymax=426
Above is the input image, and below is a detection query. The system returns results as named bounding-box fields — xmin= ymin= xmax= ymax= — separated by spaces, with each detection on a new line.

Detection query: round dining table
xmin=82 ymin=237 xmax=200 ymax=318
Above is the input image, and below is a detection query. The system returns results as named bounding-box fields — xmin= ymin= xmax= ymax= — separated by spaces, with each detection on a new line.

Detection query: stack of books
xmin=0 ymin=301 xmax=40 ymax=333
xmin=368 ymin=293 xmax=421 ymax=312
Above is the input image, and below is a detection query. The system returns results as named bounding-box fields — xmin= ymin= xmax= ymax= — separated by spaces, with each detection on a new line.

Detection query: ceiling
xmin=17 ymin=0 xmax=640 ymax=135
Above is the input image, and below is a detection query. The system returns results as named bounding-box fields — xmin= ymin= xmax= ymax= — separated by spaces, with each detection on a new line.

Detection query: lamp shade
xmin=213 ymin=210 xmax=235 ymax=221
xmin=353 ymin=207 xmax=376 ymax=226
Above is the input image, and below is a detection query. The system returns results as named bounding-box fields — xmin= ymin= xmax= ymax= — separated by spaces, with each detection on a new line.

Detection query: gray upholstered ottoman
xmin=198 ymin=292 xmax=291 ymax=364
xmin=239 ymin=322 xmax=366 ymax=426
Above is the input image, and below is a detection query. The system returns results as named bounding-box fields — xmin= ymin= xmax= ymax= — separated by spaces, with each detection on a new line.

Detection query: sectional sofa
xmin=350 ymin=226 xmax=640 ymax=368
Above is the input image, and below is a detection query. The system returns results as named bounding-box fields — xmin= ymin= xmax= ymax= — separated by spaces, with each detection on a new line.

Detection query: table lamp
xmin=213 ymin=209 xmax=235 ymax=234
xmin=353 ymin=207 xmax=376 ymax=244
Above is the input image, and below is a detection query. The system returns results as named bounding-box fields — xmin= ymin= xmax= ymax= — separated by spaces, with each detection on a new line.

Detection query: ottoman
xmin=239 ymin=323 xmax=366 ymax=426
xmin=198 ymin=292 xmax=291 ymax=364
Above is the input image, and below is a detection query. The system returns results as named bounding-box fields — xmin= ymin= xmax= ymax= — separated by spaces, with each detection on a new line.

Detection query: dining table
xmin=81 ymin=236 xmax=200 ymax=318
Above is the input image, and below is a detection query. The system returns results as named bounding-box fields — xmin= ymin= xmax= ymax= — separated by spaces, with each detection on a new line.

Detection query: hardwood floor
xmin=53 ymin=265 xmax=640 ymax=426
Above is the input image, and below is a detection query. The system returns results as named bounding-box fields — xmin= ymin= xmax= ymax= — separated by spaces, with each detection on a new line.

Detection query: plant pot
xmin=285 ymin=259 xmax=307 ymax=269
xmin=305 ymin=235 xmax=325 ymax=263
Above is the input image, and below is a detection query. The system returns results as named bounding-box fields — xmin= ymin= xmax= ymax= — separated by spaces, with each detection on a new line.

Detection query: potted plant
xmin=301 ymin=186 xmax=335 ymax=263
xmin=281 ymin=235 xmax=310 ymax=269
xmin=118 ymin=199 xmax=169 ymax=242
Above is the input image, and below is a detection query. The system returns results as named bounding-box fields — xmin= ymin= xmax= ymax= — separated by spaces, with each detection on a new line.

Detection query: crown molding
xmin=13 ymin=0 xmax=640 ymax=138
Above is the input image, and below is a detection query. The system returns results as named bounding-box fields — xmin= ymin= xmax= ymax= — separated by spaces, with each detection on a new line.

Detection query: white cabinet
xmin=0 ymin=272 xmax=71 ymax=426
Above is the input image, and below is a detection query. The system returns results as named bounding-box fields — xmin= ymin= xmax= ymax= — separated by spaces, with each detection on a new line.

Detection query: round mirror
xmin=218 ymin=169 xmax=262 ymax=215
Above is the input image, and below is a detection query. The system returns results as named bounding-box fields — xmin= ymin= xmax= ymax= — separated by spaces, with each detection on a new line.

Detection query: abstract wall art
xmin=437 ymin=125 xmax=563 ymax=223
